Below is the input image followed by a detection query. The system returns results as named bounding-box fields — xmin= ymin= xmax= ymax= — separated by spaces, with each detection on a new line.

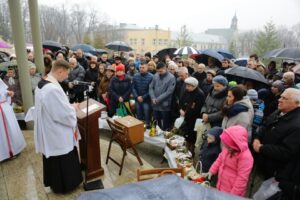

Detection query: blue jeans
xmin=135 ymin=101 xmax=151 ymax=126
xmin=153 ymin=110 xmax=171 ymax=131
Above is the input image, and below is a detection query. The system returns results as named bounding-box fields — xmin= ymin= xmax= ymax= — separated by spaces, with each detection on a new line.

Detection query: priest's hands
xmin=7 ymin=90 xmax=14 ymax=97
xmin=180 ymin=109 xmax=185 ymax=117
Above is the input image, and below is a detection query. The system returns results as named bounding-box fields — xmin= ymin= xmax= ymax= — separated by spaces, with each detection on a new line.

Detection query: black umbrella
xmin=269 ymin=48 xmax=300 ymax=60
xmin=42 ymin=40 xmax=62 ymax=52
xmin=225 ymin=66 xmax=268 ymax=85
xmin=234 ymin=58 xmax=248 ymax=67
xmin=71 ymin=44 xmax=97 ymax=55
xmin=105 ymin=41 xmax=132 ymax=52
xmin=156 ymin=48 xmax=177 ymax=61
xmin=262 ymin=48 xmax=281 ymax=59
xmin=194 ymin=49 xmax=223 ymax=67
xmin=216 ymin=49 xmax=235 ymax=59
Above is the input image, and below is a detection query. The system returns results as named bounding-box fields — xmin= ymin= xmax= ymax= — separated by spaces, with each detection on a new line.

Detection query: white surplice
xmin=0 ymin=78 xmax=26 ymax=161
xmin=34 ymin=74 xmax=79 ymax=158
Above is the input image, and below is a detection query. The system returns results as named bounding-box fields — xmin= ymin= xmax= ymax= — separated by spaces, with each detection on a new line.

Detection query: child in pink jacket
xmin=208 ymin=125 xmax=254 ymax=197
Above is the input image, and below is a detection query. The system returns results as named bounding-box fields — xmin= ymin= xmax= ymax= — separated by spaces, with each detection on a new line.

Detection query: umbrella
xmin=156 ymin=48 xmax=177 ymax=61
xmin=0 ymin=40 xmax=11 ymax=49
xmin=216 ymin=49 xmax=235 ymax=59
xmin=173 ymin=46 xmax=198 ymax=55
xmin=96 ymin=49 xmax=108 ymax=55
xmin=270 ymin=48 xmax=300 ymax=60
xmin=42 ymin=40 xmax=62 ymax=52
xmin=225 ymin=66 xmax=268 ymax=85
xmin=105 ymin=41 xmax=133 ymax=52
xmin=234 ymin=58 xmax=248 ymax=67
xmin=71 ymin=44 xmax=97 ymax=55
xmin=194 ymin=49 xmax=224 ymax=67
xmin=262 ymin=48 xmax=282 ymax=59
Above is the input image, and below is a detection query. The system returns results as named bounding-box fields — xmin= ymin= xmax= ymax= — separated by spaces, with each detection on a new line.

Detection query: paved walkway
xmin=0 ymin=130 xmax=156 ymax=200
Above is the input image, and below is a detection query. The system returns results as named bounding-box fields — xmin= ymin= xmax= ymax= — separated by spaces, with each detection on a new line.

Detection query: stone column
xmin=28 ymin=0 xmax=44 ymax=74
xmin=8 ymin=0 xmax=34 ymax=113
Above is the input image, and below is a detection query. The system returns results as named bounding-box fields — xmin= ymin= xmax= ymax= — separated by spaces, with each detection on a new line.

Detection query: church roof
xmin=171 ymin=31 xmax=227 ymax=44
xmin=205 ymin=29 xmax=235 ymax=42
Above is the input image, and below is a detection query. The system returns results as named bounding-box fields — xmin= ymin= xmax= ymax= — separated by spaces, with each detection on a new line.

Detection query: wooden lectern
xmin=76 ymin=99 xmax=106 ymax=181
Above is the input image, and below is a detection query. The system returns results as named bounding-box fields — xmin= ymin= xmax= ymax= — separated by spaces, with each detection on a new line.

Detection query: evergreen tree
xmin=229 ymin=41 xmax=237 ymax=58
xmin=82 ymin=32 xmax=92 ymax=45
xmin=253 ymin=21 xmax=281 ymax=57
xmin=93 ymin=32 xmax=105 ymax=49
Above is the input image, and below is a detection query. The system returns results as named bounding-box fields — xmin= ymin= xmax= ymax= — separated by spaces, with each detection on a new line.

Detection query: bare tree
xmin=292 ymin=23 xmax=300 ymax=47
xmin=70 ymin=4 xmax=86 ymax=43
xmin=40 ymin=5 xmax=61 ymax=41
xmin=237 ymin=30 xmax=258 ymax=57
xmin=277 ymin=25 xmax=298 ymax=48
xmin=0 ymin=0 xmax=11 ymax=42
xmin=175 ymin=25 xmax=192 ymax=47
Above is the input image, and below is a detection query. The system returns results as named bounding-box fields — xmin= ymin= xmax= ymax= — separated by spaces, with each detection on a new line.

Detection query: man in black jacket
xmin=253 ymin=88 xmax=300 ymax=180
xmin=75 ymin=49 xmax=89 ymax=70
xmin=65 ymin=58 xmax=86 ymax=103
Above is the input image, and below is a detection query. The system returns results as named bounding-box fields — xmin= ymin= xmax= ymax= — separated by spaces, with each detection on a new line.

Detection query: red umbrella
xmin=0 ymin=40 xmax=11 ymax=48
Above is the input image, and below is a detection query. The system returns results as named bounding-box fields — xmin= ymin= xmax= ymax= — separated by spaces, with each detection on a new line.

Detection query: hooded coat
xmin=222 ymin=97 xmax=254 ymax=141
xmin=209 ymin=125 xmax=254 ymax=197
xmin=200 ymin=127 xmax=222 ymax=173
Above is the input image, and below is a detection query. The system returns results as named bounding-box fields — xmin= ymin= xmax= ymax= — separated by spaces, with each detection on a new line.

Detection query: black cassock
xmin=43 ymin=147 xmax=82 ymax=193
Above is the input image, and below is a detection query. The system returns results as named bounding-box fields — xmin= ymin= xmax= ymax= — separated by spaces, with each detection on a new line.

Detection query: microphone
xmin=73 ymin=80 xmax=95 ymax=86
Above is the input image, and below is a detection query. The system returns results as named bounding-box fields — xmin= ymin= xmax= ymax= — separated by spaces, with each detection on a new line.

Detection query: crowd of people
xmin=1 ymin=47 xmax=300 ymax=199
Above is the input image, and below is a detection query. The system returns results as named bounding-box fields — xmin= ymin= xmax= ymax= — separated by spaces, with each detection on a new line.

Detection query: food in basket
xmin=166 ymin=135 xmax=185 ymax=149
xmin=176 ymin=157 xmax=193 ymax=168
xmin=163 ymin=131 xmax=174 ymax=139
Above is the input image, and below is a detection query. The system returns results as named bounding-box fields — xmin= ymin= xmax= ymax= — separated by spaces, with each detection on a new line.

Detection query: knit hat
xmin=220 ymin=130 xmax=239 ymax=151
xmin=213 ymin=75 xmax=228 ymax=86
xmin=106 ymin=65 xmax=115 ymax=72
xmin=228 ymin=81 xmax=237 ymax=87
xmin=115 ymin=64 xmax=125 ymax=72
xmin=247 ymin=89 xmax=258 ymax=100
xmin=184 ymin=77 xmax=198 ymax=88
xmin=207 ymin=127 xmax=223 ymax=143
xmin=272 ymin=80 xmax=285 ymax=92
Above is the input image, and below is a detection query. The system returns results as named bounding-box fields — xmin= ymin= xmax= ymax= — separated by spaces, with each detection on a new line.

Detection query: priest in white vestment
xmin=34 ymin=60 xmax=82 ymax=193
xmin=0 ymin=78 xmax=26 ymax=162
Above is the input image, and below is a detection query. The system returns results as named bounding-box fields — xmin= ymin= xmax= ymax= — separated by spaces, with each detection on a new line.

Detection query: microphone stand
xmin=83 ymin=84 xmax=104 ymax=191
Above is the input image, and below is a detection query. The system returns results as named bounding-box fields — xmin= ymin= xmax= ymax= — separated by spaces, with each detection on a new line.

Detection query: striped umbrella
xmin=174 ymin=46 xmax=199 ymax=55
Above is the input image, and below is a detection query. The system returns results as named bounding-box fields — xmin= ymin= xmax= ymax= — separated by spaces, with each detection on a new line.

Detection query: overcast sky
xmin=38 ymin=0 xmax=300 ymax=33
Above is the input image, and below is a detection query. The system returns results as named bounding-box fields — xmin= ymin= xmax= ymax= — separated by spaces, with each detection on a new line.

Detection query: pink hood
xmin=221 ymin=125 xmax=248 ymax=152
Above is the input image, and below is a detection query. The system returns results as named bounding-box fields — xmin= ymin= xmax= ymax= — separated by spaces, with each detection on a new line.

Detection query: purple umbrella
xmin=0 ymin=41 xmax=11 ymax=49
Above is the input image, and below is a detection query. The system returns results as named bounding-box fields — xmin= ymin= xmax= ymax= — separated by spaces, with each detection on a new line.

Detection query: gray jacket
xmin=149 ymin=72 xmax=176 ymax=111
xmin=201 ymin=87 xmax=228 ymax=127
xmin=222 ymin=96 xmax=254 ymax=140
